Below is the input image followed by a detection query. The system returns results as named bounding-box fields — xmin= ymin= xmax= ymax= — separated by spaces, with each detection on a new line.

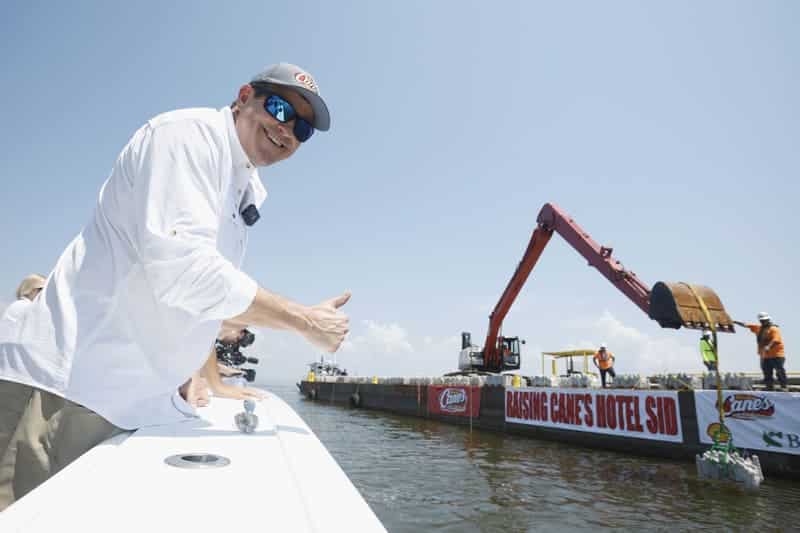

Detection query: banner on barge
xmin=695 ymin=391 xmax=800 ymax=455
xmin=505 ymin=387 xmax=683 ymax=443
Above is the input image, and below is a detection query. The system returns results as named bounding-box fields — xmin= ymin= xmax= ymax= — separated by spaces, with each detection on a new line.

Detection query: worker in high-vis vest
xmin=735 ymin=312 xmax=787 ymax=391
xmin=593 ymin=343 xmax=616 ymax=388
xmin=699 ymin=330 xmax=717 ymax=371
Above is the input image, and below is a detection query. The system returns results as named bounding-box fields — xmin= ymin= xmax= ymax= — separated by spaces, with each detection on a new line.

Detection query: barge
xmin=297 ymin=205 xmax=798 ymax=481
xmin=298 ymin=375 xmax=800 ymax=480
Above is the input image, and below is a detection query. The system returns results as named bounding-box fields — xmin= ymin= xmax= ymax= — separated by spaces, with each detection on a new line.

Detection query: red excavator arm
xmin=480 ymin=202 xmax=733 ymax=372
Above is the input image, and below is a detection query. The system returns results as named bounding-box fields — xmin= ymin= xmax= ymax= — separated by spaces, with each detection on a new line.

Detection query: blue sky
xmin=1 ymin=1 xmax=797 ymax=381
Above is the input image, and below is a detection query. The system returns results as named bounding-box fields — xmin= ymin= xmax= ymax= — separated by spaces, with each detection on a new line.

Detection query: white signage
xmin=695 ymin=391 xmax=800 ymax=455
xmin=505 ymin=388 xmax=683 ymax=443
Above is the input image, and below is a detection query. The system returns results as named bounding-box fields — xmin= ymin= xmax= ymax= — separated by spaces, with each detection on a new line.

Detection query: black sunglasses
xmin=263 ymin=94 xmax=314 ymax=143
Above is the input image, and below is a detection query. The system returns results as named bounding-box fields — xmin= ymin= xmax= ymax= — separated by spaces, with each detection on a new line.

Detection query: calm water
xmin=268 ymin=383 xmax=799 ymax=532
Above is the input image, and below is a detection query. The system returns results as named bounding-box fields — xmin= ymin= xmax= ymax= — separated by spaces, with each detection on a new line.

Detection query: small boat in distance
xmin=297 ymin=356 xmax=348 ymax=391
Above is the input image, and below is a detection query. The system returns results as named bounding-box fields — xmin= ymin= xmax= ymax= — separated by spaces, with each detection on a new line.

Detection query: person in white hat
xmin=0 ymin=274 xmax=48 ymax=473
xmin=734 ymin=313 xmax=787 ymax=391
xmin=1 ymin=274 xmax=46 ymax=324
xmin=14 ymin=274 xmax=46 ymax=302
xmin=592 ymin=343 xmax=616 ymax=388
xmin=0 ymin=63 xmax=350 ymax=508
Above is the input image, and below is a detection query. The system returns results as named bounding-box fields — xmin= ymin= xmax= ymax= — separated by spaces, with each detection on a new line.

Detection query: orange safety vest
xmin=594 ymin=350 xmax=614 ymax=370
xmin=746 ymin=324 xmax=785 ymax=359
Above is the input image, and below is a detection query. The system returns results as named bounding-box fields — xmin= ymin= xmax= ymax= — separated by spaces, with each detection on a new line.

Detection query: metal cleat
xmin=235 ymin=399 xmax=259 ymax=434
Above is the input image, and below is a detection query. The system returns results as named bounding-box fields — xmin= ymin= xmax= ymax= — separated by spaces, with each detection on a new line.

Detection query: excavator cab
xmin=649 ymin=281 xmax=735 ymax=333
xmin=459 ymin=333 xmax=522 ymax=372
xmin=499 ymin=336 xmax=523 ymax=371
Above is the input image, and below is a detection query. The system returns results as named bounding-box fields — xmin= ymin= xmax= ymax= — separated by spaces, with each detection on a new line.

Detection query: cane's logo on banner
xmin=294 ymin=71 xmax=318 ymax=92
xmin=721 ymin=394 xmax=775 ymax=420
xmin=428 ymin=385 xmax=480 ymax=417
xmin=439 ymin=388 xmax=468 ymax=413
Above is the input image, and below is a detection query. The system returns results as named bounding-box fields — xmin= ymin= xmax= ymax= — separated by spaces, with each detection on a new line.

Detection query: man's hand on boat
xmin=217 ymin=363 xmax=244 ymax=377
xmin=180 ymin=372 xmax=211 ymax=407
xmin=201 ymin=347 xmax=267 ymax=401
xmin=180 ymin=371 xmax=266 ymax=406
xmin=208 ymin=381 xmax=266 ymax=401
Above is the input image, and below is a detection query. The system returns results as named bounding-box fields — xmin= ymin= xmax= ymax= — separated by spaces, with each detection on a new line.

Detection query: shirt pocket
xmin=218 ymin=208 xmax=247 ymax=267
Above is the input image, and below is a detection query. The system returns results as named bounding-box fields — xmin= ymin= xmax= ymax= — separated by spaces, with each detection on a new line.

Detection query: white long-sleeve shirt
xmin=2 ymin=299 xmax=32 ymax=323
xmin=0 ymin=107 xmax=266 ymax=429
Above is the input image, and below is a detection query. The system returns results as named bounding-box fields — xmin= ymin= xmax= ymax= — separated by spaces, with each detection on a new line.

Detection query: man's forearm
xmin=230 ymin=287 xmax=350 ymax=353
xmin=202 ymin=346 xmax=223 ymax=390
xmin=232 ymin=287 xmax=310 ymax=334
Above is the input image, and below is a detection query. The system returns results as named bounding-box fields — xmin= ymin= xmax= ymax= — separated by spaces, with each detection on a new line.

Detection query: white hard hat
xmin=757 ymin=311 xmax=771 ymax=321
xmin=702 ymin=329 xmax=711 ymax=337
xmin=599 ymin=343 xmax=607 ymax=349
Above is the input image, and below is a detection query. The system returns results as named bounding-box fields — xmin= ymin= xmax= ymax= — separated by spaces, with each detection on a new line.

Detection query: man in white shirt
xmin=0 ymin=63 xmax=350 ymax=509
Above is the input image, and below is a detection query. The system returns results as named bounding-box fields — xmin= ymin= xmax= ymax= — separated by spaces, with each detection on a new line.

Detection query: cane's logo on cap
xmin=294 ymin=71 xmax=318 ymax=93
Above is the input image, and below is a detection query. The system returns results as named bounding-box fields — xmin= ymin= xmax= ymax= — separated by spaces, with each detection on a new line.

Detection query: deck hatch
xmin=164 ymin=453 xmax=231 ymax=469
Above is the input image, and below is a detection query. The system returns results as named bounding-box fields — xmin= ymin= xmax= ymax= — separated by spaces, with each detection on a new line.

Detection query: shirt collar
xmin=223 ymin=106 xmax=253 ymax=171
xmin=222 ymin=107 xmax=268 ymax=209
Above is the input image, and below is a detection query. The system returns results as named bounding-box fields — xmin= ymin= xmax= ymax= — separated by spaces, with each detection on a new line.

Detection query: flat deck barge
xmin=298 ymin=376 xmax=800 ymax=479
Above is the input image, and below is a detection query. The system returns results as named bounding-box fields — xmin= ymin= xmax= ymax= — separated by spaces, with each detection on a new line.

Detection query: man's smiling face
xmin=233 ymin=83 xmax=314 ymax=167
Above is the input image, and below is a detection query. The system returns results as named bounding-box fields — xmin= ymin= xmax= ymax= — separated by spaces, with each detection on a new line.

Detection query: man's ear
xmin=237 ymin=84 xmax=254 ymax=106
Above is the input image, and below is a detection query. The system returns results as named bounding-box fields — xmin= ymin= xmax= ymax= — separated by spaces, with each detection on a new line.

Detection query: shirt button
xmin=246 ymin=164 xmax=251 ymax=169
xmin=232 ymin=213 xmax=236 ymax=219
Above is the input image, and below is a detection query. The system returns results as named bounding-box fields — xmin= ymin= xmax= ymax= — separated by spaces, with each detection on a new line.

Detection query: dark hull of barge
xmin=298 ymin=381 xmax=800 ymax=479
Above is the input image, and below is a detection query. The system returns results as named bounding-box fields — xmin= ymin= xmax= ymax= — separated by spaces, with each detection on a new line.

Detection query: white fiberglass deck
xmin=0 ymin=390 xmax=385 ymax=532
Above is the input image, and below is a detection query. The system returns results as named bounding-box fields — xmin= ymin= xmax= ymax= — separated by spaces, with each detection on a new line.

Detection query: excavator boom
xmin=480 ymin=202 xmax=734 ymax=372
xmin=483 ymin=226 xmax=552 ymax=360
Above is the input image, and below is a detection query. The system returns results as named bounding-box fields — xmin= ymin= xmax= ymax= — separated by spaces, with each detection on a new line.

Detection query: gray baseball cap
xmin=251 ymin=63 xmax=330 ymax=131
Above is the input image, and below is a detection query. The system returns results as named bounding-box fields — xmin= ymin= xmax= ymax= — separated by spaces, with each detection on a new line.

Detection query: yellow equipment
xmin=542 ymin=349 xmax=598 ymax=377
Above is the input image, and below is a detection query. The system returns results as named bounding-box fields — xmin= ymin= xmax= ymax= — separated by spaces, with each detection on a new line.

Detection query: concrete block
xmin=612 ymin=374 xmax=650 ymax=389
